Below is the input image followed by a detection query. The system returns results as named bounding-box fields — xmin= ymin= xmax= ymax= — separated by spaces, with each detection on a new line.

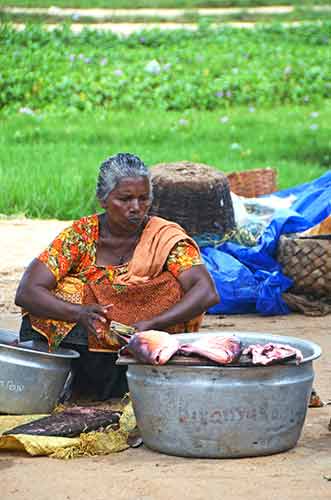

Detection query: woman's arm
xmin=15 ymin=259 xmax=110 ymax=335
xmin=133 ymin=265 xmax=219 ymax=331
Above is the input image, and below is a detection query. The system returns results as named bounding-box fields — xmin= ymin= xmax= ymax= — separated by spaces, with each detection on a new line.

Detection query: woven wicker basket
xmin=227 ymin=168 xmax=277 ymax=198
xmin=277 ymin=234 xmax=331 ymax=297
xmin=149 ymin=161 xmax=235 ymax=236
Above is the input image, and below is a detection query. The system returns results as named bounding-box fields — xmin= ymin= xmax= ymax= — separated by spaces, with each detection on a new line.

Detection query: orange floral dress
xmin=29 ymin=214 xmax=202 ymax=351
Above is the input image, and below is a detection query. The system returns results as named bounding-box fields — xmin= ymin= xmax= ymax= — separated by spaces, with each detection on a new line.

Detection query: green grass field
xmin=0 ymin=105 xmax=329 ymax=219
xmin=0 ymin=19 xmax=329 ymax=220
xmin=0 ymin=0 xmax=329 ymax=8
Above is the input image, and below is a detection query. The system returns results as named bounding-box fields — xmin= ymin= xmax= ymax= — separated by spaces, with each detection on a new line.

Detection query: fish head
xmin=127 ymin=331 xmax=179 ymax=365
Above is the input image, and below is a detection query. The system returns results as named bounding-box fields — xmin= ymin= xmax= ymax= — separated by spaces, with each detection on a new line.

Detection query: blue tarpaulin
xmin=202 ymin=172 xmax=331 ymax=315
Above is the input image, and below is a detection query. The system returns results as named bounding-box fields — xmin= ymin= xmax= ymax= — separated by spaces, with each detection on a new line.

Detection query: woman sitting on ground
xmin=16 ymin=153 xmax=219 ymax=400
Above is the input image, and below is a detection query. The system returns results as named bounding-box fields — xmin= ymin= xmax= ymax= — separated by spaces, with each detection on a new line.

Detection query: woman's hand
xmin=77 ymin=304 xmax=113 ymax=338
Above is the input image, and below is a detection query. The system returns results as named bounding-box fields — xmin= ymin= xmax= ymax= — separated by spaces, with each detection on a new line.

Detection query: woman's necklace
xmin=117 ymin=236 xmax=139 ymax=265
xmin=114 ymin=216 xmax=149 ymax=265
xmin=101 ymin=214 xmax=148 ymax=266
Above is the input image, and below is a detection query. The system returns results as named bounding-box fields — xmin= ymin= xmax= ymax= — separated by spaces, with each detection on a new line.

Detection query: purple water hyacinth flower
xmin=226 ymin=90 xmax=232 ymax=98
xmin=215 ymin=91 xmax=224 ymax=98
xmin=309 ymin=124 xmax=318 ymax=131
xmin=113 ymin=69 xmax=124 ymax=77
xmin=84 ymin=57 xmax=92 ymax=64
xmin=69 ymin=54 xmax=75 ymax=62
xmin=220 ymin=116 xmax=229 ymax=124
xmin=178 ymin=118 xmax=188 ymax=126
xmin=145 ymin=60 xmax=161 ymax=75
xmin=310 ymin=111 xmax=319 ymax=118
xmin=100 ymin=58 xmax=108 ymax=66
xmin=140 ymin=37 xmax=146 ymax=44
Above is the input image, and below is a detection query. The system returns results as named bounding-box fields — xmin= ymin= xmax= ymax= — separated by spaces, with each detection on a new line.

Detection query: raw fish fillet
xmin=179 ymin=335 xmax=242 ymax=364
xmin=3 ymin=407 xmax=121 ymax=437
xmin=126 ymin=330 xmax=180 ymax=365
xmin=242 ymin=343 xmax=303 ymax=366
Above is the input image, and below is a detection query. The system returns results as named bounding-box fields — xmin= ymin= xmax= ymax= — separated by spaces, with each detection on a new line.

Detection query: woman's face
xmin=101 ymin=176 xmax=151 ymax=232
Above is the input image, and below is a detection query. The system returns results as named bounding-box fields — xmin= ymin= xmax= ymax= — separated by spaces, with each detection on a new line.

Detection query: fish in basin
xmin=243 ymin=343 xmax=303 ymax=365
xmin=125 ymin=330 xmax=180 ymax=365
xmin=179 ymin=335 xmax=242 ymax=364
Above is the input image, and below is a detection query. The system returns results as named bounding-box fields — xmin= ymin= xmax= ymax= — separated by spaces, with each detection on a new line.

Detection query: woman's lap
xmin=19 ymin=316 xmax=128 ymax=400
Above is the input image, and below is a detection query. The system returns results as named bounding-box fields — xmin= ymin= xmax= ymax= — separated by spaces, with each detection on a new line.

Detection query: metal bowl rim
xmin=0 ymin=342 xmax=80 ymax=359
xmin=0 ymin=329 xmax=80 ymax=359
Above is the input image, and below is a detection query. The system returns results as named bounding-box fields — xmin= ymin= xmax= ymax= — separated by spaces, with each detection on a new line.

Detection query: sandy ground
xmin=0 ymin=219 xmax=330 ymax=500
xmin=3 ymin=4 xmax=329 ymax=36
xmin=0 ymin=6 xmax=300 ymax=17
xmin=2 ymin=5 xmax=330 ymax=17
xmin=3 ymin=4 xmax=329 ymax=35
xmin=11 ymin=21 xmax=308 ymax=34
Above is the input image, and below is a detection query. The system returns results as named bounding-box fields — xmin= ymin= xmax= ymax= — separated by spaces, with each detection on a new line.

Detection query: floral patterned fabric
xmin=39 ymin=214 xmax=201 ymax=284
xmin=29 ymin=214 xmax=202 ymax=351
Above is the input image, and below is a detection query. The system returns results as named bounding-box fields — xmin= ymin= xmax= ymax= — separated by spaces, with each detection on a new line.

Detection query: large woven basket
xmin=227 ymin=168 xmax=277 ymax=198
xmin=149 ymin=161 xmax=235 ymax=236
xmin=277 ymin=234 xmax=331 ymax=297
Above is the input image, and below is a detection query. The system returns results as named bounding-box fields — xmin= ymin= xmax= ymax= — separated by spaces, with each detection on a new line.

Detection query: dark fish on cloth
xmin=3 ymin=407 xmax=121 ymax=437
xmin=125 ymin=330 xmax=180 ymax=365
xmin=179 ymin=335 xmax=242 ymax=364
xmin=242 ymin=343 xmax=303 ymax=366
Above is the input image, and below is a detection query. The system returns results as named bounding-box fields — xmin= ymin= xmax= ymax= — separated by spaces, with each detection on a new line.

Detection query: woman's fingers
xmin=88 ymin=318 xmax=104 ymax=338
xmin=102 ymin=303 xmax=113 ymax=319
xmin=92 ymin=304 xmax=113 ymax=320
xmin=78 ymin=304 xmax=113 ymax=338
xmin=87 ymin=306 xmax=107 ymax=323
xmin=90 ymin=310 xmax=111 ymax=339
xmin=88 ymin=312 xmax=106 ymax=327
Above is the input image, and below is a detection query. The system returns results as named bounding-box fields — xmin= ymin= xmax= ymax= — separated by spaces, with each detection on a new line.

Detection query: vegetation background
xmin=0 ymin=0 xmax=330 ymax=219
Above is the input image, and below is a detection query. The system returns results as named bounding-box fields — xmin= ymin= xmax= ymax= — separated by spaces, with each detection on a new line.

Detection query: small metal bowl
xmin=0 ymin=328 xmax=79 ymax=414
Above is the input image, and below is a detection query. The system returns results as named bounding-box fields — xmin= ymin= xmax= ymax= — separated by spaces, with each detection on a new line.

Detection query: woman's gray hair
xmin=96 ymin=153 xmax=152 ymax=202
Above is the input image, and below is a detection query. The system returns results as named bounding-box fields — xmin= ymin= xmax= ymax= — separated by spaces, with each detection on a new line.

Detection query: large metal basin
xmin=0 ymin=328 xmax=79 ymax=414
xmin=127 ymin=331 xmax=321 ymax=458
